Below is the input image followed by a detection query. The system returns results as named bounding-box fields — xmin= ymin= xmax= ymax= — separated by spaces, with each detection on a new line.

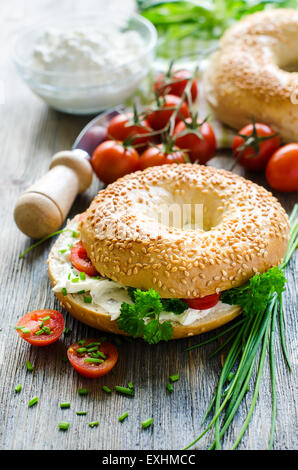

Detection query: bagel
xmin=48 ymin=164 xmax=289 ymax=339
xmin=204 ymin=9 xmax=298 ymax=142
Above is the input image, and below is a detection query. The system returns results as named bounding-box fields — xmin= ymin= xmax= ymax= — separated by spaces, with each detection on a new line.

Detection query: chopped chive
xmin=86 ymin=346 xmax=99 ymax=353
xmin=78 ymin=388 xmax=88 ymax=395
xmin=128 ymin=382 xmax=134 ymax=389
xmin=60 ymin=402 xmax=70 ymax=409
xmin=77 ymin=290 xmax=86 ymax=295
xmin=16 ymin=326 xmax=31 ymax=334
xmin=169 ymin=374 xmax=180 ymax=382
xmin=72 ymin=231 xmax=79 ymax=238
xmin=83 ymin=296 xmax=92 ymax=304
xmin=84 ymin=358 xmax=104 ymax=364
xmin=26 ymin=361 xmax=33 ymax=372
xmin=115 ymin=386 xmax=134 ymax=396
xmin=41 ymin=315 xmax=50 ymax=323
xmin=96 ymin=351 xmax=106 ymax=359
xmin=92 ymin=275 xmax=101 ymax=280
xmin=142 ymin=418 xmax=153 ymax=429
xmin=35 ymin=330 xmax=44 ymax=336
xmin=80 ymin=272 xmax=86 ymax=281
xmin=63 ymin=327 xmax=71 ymax=335
xmin=86 ymin=342 xmax=102 ymax=348
xmin=58 ymin=421 xmax=70 ymax=430
xmin=78 ymin=339 xmax=86 ymax=346
xmin=77 ymin=347 xmax=87 ymax=354
xmin=14 ymin=384 xmax=22 ymax=393
xmin=41 ymin=326 xmax=52 ymax=335
xmin=71 ymin=278 xmax=79 ymax=283
xmin=28 ymin=396 xmax=39 ymax=407
xmin=167 ymin=383 xmax=174 ymax=393
xmin=76 ymin=411 xmax=87 ymax=415
xmin=88 ymin=421 xmax=99 ymax=428
xmin=118 ymin=412 xmax=128 ymax=423
xmin=102 ymin=386 xmax=112 ymax=394
xmin=59 ymin=249 xmax=67 ymax=254
xmin=62 ymin=288 xmax=67 ymax=296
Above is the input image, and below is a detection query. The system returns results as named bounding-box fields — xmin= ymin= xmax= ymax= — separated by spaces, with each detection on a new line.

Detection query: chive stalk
xmin=142 ymin=418 xmax=153 ymax=429
xmin=28 ymin=397 xmax=39 ymax=407
xmin=118 ymin=412 xmax=128 ymax=423
xmin=115 ymin=386 xmax=134 ymax=396
xmin=58 ymin=421 xmax=70 ymax=430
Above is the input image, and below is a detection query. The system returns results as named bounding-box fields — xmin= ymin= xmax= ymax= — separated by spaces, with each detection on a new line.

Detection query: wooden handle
xmin=14 ymin=150 xmax=93 ymax=239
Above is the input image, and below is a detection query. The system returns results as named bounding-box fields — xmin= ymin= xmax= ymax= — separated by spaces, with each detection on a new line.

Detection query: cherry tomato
xmin=91 ymin=140 xmax=139 ymax=184
xmin=232 ymin=123 xmax=280 ymax=171
xmin=184 ymin=293 xmax=221 ymax=310
xmin=70 ymin=241 xmax=99 ymax=277
xmin=174 ymin=119 xmax=216 ymax=164
xmin=138 ymin=145 xmax=186 ymax=171
xmin=265 ymin=144 xmax=298 ymax=192
xmin=67 ymin=339 xmax=118 ymax=378
xmin=16 ymin=309 xmax=64 ymax=346
xmin=154 ymin=70 xmax=198 ymax=102
xmin=107 ymin=113 xmax=153 ymax=146
xmin=146 ymin=94 xmax=190 ymax=131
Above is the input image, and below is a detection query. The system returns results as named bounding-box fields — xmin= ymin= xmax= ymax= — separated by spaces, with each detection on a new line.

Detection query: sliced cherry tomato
xmin=67 ymin=339 xmax=118 ymax=378
xmin=16 ymin=309 xmax=64 ymax=346
xmin=265 ymin=144 xmax=298 ymax=192
xmin=138 ymin=144 xmax=186 ymax=171
xmin=174 ymin=118 xmax=216 ymax=164
xmin=232 ymin=122 xmax=280 ymax=171
xmin=184 ymin=293 xmax=221 ymax=310
xmin=70 ymin=241 xmax=99 ymax=277
xmin=107 ymin=113 xmax=153 ymax=146
xmin=154 ymin=70 xmax=198 ymax=102
xmin=91 ymin=140 xmax=139 ymax=184
xmin=146 ymin=94 xmax=190 ymax=131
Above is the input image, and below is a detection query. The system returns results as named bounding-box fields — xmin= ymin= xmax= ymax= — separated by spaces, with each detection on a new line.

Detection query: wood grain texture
xmin=0 ymin=0 xmax=297 ymax=451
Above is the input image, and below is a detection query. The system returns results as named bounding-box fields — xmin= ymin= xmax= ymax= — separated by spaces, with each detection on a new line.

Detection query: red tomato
xmin=107 ymin=113 xmax=152 ymax=146
xmin=70 ymin=242 xmax=99 ymax=277
xmin=146 ymin=94 xmax=190 ymax=131
xmin=265 ymin=144 xmax=298 ymax=192
xmin=154 ymin=70 xmax=198 ymax=102
xmin=232 ymin=123 xmax=280 ymax=171
xmin=184 ymin=293 xmax=221 ymax=310
xmin=67 ymin=339 xmax=118 ymax=378
xmin=91 ymin=140 xmax=139 ymax=184
xmin=174 ymin=119 xmax=216 ymax=164
xmin=138 ymin=145 xmax=186 ymax=171
xmin=16 ymin=309 xmax=64 ymax=346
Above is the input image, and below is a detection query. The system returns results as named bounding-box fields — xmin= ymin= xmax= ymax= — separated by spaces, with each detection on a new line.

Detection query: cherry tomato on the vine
xmin=67 ymin=339 xmax=118 ymax=378
xmin=70 ymin=242 xmax=99 ymax=277
xmin=107 ymin=113 xmax=153 ymax=146
xmin=138 ymin=144 xmax=186 ymax=171
xmin=174 ymin=118 xmax=216 ymax=164
xmin=91 ymin=140 xmax=139 ymax=184
xmin=146 ymin=94 xmax=190 ymax=131
xmin=154 ymin=69 xmax=198 ymax=102
xmin=232 ymin=122 xmax=280 ymax=171
xmin=265 ymin=144 xmax=298 ymax=192
xmin=15 ymin=309 xmax=64 ymax=346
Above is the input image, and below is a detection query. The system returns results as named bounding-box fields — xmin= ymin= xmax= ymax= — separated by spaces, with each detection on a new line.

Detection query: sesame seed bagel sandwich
xmin=47 ymin=164 xmax=289 ymax=342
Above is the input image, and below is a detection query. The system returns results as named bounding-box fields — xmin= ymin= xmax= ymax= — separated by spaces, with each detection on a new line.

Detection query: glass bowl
xmin=12 ymin=14 xmax=157 ymax=115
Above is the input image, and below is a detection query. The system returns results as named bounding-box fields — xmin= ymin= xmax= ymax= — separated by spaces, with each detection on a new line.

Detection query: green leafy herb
xmin=117 ymin=288 xmax=187 ymax=343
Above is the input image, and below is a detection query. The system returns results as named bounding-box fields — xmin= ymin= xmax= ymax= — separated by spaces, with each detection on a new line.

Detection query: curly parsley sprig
xmin=185 ymin=203 xmax=297 ymax=450
xmin=117 ymin=288 xmax=188 ymax=344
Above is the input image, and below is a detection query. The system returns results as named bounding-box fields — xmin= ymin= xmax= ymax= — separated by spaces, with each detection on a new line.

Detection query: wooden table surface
xmin=0 ymin=0 xmax=297 ymax=451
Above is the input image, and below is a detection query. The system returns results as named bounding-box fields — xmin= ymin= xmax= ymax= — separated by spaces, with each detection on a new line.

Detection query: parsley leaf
xmin=221 ymin=266 xmax=287 ymax=316
xmin=117 ymin=288 xmax=187 ymax=343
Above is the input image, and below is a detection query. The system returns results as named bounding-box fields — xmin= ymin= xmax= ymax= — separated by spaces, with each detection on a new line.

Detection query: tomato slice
xmin=67 ymin=339 xmax=118 ymax=378
xmin=70 ymin=241 xmax=99 ymax=277
xmin=184 ymin=293 xmax=221 ymax=310
xmin=16 ymin=309 xmax=64 ymax=346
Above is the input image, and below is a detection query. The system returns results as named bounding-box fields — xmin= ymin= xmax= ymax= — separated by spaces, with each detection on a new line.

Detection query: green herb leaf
xmin=221 ymin=266 xmax=287 ymax=316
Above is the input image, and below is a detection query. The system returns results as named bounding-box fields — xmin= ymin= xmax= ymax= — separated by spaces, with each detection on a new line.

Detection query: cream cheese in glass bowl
xmin=12 ymin=14 xmax=157 ymax=114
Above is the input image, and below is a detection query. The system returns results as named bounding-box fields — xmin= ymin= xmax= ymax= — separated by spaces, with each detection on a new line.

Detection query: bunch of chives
xmin=185 ymin=204 xmax=297 ymax=450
